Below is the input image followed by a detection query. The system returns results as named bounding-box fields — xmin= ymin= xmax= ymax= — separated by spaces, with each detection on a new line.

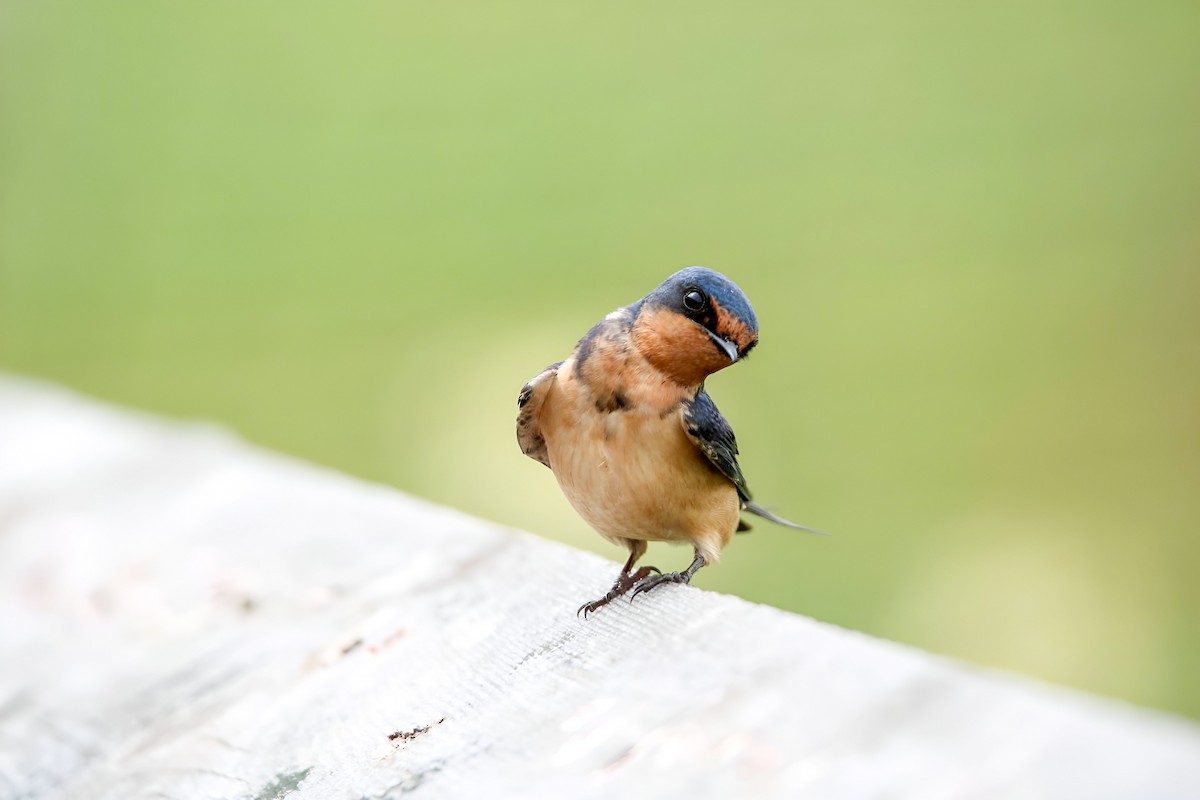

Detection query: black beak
xmin=707 ymin=330 xmax=740 ymax=362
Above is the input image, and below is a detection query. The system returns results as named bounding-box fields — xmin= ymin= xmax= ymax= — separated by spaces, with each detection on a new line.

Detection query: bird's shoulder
xmin=516 ymin=360 xmax=563 ymax=468
xmin=576 ymin=305 xmax=704 ymax=414
xmin=680 ymin=388 xmax=751 ymax=502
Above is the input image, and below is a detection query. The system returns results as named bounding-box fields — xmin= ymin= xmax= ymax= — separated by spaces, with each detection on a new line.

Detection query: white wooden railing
xmin=1 ymin=374 xmax=1197 ymax=799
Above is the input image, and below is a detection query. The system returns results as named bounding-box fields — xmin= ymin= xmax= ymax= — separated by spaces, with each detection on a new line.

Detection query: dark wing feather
xmin=681 ymin=388 xmax=751 ymax=502
xmin=516 ymin=361 xmax=562 ymax=468
xmin=682 ymin=389 xmax=830 ymax=536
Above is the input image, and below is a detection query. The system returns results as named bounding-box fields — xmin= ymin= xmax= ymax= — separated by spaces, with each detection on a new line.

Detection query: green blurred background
xmin=2 ymin=2 xmax=1197 ymax=717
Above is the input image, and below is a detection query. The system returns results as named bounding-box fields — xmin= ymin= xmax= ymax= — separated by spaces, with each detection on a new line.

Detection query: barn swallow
xmin=517 ymin=267 xmax=826 ymax=616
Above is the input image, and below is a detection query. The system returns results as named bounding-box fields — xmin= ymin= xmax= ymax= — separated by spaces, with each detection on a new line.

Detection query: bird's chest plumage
xmin=540 ymin=357 xmax=738 ymax=550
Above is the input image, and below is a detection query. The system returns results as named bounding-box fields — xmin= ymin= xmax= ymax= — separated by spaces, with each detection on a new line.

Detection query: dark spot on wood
xmin=388 ymin=718 xmax=445 ymax=743
xmin=254 ymin=767 xmax=312 ymax=800
xmin=240 ymin=597 xmax=257 ymax=613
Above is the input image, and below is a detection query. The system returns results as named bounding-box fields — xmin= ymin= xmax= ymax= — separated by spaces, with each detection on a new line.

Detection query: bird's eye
xmin=683 ymin=290 xmax=705 ymax=311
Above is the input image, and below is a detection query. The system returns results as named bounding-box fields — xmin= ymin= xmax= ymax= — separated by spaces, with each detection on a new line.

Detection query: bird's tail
xmin=743 ymin=501 xmax=830 ymax=535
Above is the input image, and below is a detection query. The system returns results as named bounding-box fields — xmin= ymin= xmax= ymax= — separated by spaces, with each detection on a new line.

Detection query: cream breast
xmin=541 ymin=358 xmax=739 ymax=564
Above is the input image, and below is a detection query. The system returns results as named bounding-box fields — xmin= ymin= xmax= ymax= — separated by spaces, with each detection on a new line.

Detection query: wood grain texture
xmin=1 ymin=374 xmax=1198 ymax=800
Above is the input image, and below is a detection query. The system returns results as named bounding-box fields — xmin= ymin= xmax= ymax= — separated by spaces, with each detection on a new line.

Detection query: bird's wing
xmin=516 ymin=361 xmax=563 ymax=469
xmin=682 ymin=389 xmax=830 ymax=536
xmin=681 ymin=388 xmax=751 ymax=502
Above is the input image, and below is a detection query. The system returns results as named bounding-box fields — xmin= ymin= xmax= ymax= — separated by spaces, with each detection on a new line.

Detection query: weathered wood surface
xmin=1 ymin=375 xmax=1198 ymax=800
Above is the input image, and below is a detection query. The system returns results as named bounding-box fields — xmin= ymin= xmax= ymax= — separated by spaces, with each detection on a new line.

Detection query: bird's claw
xmin=577 ymin=565 xmax=660 ymax=618
xmin=577 ymin=599 xmax=608 ymax=618
xmin=629 ymin=570 xmax=691 ymax=602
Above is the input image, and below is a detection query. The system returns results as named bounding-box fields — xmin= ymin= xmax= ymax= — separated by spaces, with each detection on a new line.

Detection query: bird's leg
xmin=578 ymin=541 xmax=659 ymax=618
xmin=629 ymin=550 xmax=707 ymax=602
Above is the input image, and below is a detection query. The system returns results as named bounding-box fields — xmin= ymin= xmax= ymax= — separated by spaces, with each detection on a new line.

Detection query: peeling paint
xmin=254 ymin=767 xmax=312 ymax=800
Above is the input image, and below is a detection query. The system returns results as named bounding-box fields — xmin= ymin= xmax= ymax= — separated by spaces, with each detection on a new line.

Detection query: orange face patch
xmin=712 ymin=300 xmax=758 ymax=354
xmin=631 ymin=306 xmax=736 ymax=386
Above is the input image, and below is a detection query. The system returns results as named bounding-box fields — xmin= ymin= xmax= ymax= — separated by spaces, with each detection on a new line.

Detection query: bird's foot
xmin=577 ymin=565 xmax=660 ymax=618
xmin=629 ymin=569 xmax=695 ymax=602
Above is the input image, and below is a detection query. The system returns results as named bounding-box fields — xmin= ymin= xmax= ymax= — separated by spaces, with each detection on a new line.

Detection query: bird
xmin=516 ymin=266 xmax=826 ymax=616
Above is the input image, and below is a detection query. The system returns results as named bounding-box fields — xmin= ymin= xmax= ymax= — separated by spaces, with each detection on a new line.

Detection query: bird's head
xmin=631 ymin=267 xmax=759 ymax=386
